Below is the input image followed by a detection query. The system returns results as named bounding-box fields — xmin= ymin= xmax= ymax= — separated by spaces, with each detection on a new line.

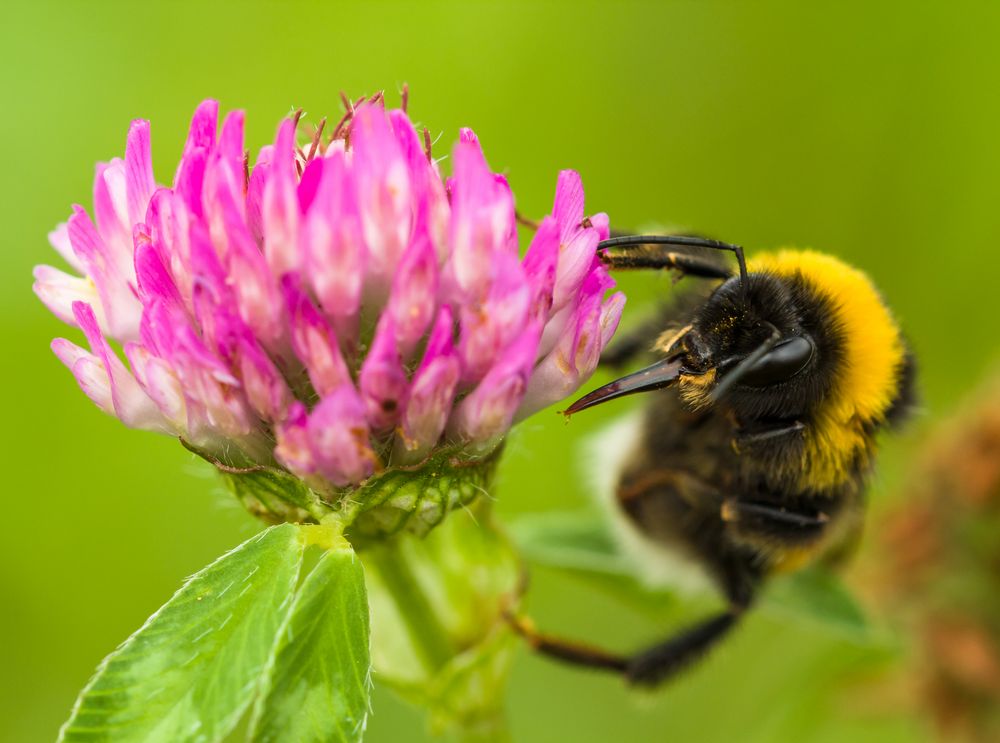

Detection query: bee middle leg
xmin=721 ymin=495 xmax=838 ymax=549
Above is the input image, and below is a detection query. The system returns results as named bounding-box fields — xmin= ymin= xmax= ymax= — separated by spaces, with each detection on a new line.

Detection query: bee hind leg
xmin=509 ymin=553 xmax=762 ymax=687
xmin=507 ymin=614 xmax=629 ymax=674
xmin=623 ymin=609 xmax=744 ymax=686
xmin=509 ymin=610 xmax=752 ymax=687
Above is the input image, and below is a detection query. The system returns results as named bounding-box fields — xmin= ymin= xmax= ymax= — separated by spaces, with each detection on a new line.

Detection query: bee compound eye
xmin=738 ymin=335 xmax=815 ymax=387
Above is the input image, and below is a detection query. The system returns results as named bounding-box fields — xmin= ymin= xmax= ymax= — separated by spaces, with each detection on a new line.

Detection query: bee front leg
xmin=599 ymin=247 xmax=732 ymax=279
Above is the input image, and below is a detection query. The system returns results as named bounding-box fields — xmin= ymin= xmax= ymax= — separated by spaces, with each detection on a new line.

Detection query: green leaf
xmin=510 ymin=510 xmax=872 ymax=639
xmin=763 ymin=566 xmax=870 ymax=638
xmin=509 ymin=509 xmax=632 ymax=576
xmin=250 ymin=544 xmax=371 ymax=743
xmin=59 ymin=524 xmax=304 ymax=743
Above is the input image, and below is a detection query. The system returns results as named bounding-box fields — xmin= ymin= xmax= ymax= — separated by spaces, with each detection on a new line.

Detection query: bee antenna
xmin=597 ymin=234 xmax=749 ymax=300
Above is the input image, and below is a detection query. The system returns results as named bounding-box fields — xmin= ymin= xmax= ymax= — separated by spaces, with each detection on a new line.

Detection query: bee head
xmin=674 ymin=274 xmax=822 ymax=419
xmin=567 ymin=273 xmax=833 ymax=421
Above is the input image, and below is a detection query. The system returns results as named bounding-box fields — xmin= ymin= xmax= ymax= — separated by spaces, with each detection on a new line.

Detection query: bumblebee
xmin=515 ymin=234 xmax=916 ymax=686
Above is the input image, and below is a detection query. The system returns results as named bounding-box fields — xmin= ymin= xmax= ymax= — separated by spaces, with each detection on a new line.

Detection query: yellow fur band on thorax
xmin=749 ymin=250 xmax=905 ymax=489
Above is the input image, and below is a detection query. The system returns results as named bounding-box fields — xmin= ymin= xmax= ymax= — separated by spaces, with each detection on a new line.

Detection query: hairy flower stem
xmin=361 ymin=503 xmax=519 ymax=743
xmin=364 ymin=545 xmax=455 ymax=673
xmin=364 ymin=546 xmax=516 ymax=741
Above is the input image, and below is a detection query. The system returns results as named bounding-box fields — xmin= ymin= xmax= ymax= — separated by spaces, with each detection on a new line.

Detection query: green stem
xmin=450 ymin=712 xmax=512 ymax=743
xmin=364 ymin=544 xmax=454 ymax=672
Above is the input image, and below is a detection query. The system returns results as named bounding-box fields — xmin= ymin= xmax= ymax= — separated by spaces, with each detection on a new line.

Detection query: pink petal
xmin=387 ymin=226 xmax=438 ymax=359
xmin=275 ymin=402 xmax=316 ymax=477
xmin=458 ymin=251 xmax=530 ymax=383
xmin=307 ymin=387 xmax=377 ymax=487
xmin=124 ymin=342 xmax=186 ymax=427
xmin=219 ymin=109 xmax=246 ymax=163
xmin=51 ymin=337 xmax=114 ymax=416
xmin=398 ymin=307 xmax=460 ymax=458
xmin=246 ymin=146 xmax=272 ymax=247
xmin=93 ymin=160 xmax=130 ymax=260
xmin=167 ymin=324 xmax=255 ymax=442
xmin=234 ymin=332 xmax=292 ymax=422
xmin=32 ymin=264 xmax=101 ymax=328
xmin=67 ymin=205 xmax=141 ymax=341
xmin=521 ymin=215 xmax=560 ymax=324
xmin=134 ymin=226 xmax=182 ymax=312
xmin=518 ymin=272 xmax=625 ymax=419
xmin=172 ymin=100 xmax=219 ymax=218
xmin=297 ymin=156 xmax=324 ymax=214
xmin=71 ymin=301 xmax=169 ymax=432
xmin=221 ymin=196 xmax=285 ymax=349
xmin=589 ymin=212 xmax=611 ymax=241
xmin=449 ymin=321 xmax=542 ymax=445
xmin=388 ymin=109 xmax=450 ymax=258
xmin=599 ymin=284 xmax=626 ymax=348
xmin=48 ymin=222 xmax=85 ymax=273
xmin=146 ymin=188 xmax=194 ymax=307
xmin=552 ymin=170 xmax=585 ymax=243
xmin=283 ymin=275 xmax=350 ymax=397
xmin=549 ymin=170 xmax=608 ymax=312
xmin=125 ymin=119 xmax=156 ymax=225
xmin=189 ymin=226 xmax=243 ymax=359
xmin=203 ymin=111 xmax=249 ymax=244
xmin=446 ymin=131 xmax=516 ymax=301
xmin=358 ymin=315 xmax=408 ymax=435
xmin=552 ymin=227 xmax=600 ymax=312
xmin=350 ymin=104 xmax=412 ymax=278
xmin=303 ymin=151 xmax=366 ymax=346
xmin=183 ymin=100 xmax=220 ymax=153
xmin=174 ymin=148 xmax=208 ymax=219
xmin=262 ymin=118 xmax=301 ymax=277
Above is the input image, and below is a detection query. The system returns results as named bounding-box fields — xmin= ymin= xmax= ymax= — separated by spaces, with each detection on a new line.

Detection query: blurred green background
xmin=3 ymin=1 xmax=999 ymax=741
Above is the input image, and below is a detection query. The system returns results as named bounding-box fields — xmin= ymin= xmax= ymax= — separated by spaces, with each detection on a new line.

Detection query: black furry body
xmin=517 ymin=236 xmax=916 ymax=687
xmin=605 ymin=270 xmax=915 ymax=684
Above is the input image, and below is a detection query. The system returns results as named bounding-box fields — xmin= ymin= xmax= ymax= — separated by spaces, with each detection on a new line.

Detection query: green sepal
xmin=342 ymin=445 xmax=504 ymax=545
xmin=58 ymin=524 xmax=305 ymax=743
xmin=196 ymin=440 xmax=502 ymax=545
xmin=219 ymin=466 xmax=328 ymax=524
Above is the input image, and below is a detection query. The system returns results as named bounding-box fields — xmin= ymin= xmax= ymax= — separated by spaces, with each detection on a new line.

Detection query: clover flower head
xmin=34 ymin=96 xmax=624 ymax=520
